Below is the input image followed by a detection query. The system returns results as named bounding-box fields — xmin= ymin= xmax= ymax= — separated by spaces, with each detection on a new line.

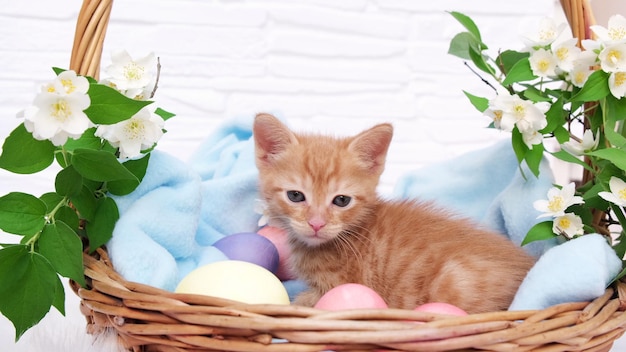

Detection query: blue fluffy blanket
xmin=106 ymin=117 xmax=622 ymax=310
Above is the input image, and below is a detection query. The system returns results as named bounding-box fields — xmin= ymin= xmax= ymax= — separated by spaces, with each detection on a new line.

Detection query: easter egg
xmin=258 ymin=226 xmax=296 ymax=280
xmin=213 ymin=232 xmax=279 ymax=273
xmin=175 ymin=260 xmax=290 ymax=305
xmin=314 ymin=283 xmax=388 ymax=310
xmin=414 ymin=302 xmax=468 ymax=316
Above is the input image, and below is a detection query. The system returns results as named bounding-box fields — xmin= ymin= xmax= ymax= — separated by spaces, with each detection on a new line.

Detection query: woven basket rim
xmin=69 ymin=0 xmax=626 ymax=351
xmin=72 ymin=247 xmax=626 ymax=351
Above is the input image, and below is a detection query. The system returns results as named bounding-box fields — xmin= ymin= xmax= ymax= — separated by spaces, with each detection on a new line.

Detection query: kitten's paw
xmin=294 ymin=290 xmax=322 ymax=307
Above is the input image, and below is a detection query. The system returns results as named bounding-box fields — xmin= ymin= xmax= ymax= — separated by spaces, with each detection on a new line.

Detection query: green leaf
xmin=605 ymin=94 xmax=626 ymax=121
xmin=541 ymin=97 xmax=565 ymax=134
xmin=553 ymin=126 xmax=570 ymax=144
xmin=551 ymin=150 xmax=594 ymax=172
xmin=521 ymin=221 xmax=557 ymax=246
xmin=55 ymin=165 xmax=83 ymax=197
xmin=469 ymin=46 xmax=494 ymax=75
xmin=521 ymin=85 xmax=553 ymax=102
xmin=40 ymin=192 xmax=64 ymax=212
xmin=511 ymin=128 xmax=526 ymax=165
xmin=71 ymin=148 xmax=138 ymax=183
xmin=55 ymin=206 xmax=80 ymax=231
xmin=525 ymin=141 xmax=544 ymax=178
xmin=51 ymin=276 xmax=65 ymax=315
xmin=496 ymin=50 xmax=529 ymax=75
xmin=448 ymin=32 xmax=477 ymax=60
xmin=448 ymin=11 xmax=483 ymax=43
xmin=155 ymin=107 xmax=176 ymax=121
xmin=582 ymin=182 xmax=611 ymax=210
xmin=605 ymin=128 xmax=626 ymax=149
xmin=511 ymin=128 xmax=543 ymax=178
xmin=0 ymin=123 xmax=55 ymax=174
xmin=85 ymin=197 xmax=119 ymax=251
xmin=0 ymin=193 xmax=47 ymax=236
xmin=571 ymin=70 xmax=610 ymax=102
xmin=84 ymin=84 xmax=152 ymax=124
xmin=603 ymin=96 xmax=626 ymax=148
xmin=502 ymin=57 xmax=536 ymax=85
xmin=586 ymin=148 xmax=626 ymax=171
xmin=52 ymin=67 xmax=66 ymax=75
xmin=62 ymin=127 xmax=103 ymax=152
xmin=108 ymin=154 xmax=151 ymax=195
xmin=69 ymin=186 xmax=97 ymax=222
xmin=38 ymin=222 xmax=85 ymax=286
xmin=39 ymin=193 xmax=80 ymax=234
xmin=463 ymin=91 xmax=489 ymax=113
xmin=0 ymin=245 xmax=59 ymax=341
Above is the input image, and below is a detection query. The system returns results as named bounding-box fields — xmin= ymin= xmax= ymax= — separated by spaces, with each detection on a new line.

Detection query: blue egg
xmin=213 ymin=232 xmax=280 ymax=274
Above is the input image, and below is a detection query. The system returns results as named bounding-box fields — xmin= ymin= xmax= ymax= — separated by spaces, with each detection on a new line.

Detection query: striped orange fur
xmin=253 ymin=113 xmax=535 ymax=314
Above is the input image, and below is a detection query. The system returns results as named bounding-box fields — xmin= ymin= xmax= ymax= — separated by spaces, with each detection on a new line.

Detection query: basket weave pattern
xmin=72 ymin=249 xmax=626 ymax=351
xmin=69 ymin=0 xmax=626 ymax=351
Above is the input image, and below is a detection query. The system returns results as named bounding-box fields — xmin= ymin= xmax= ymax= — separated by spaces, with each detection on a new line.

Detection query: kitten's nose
xmin=308 ymin=218 xmax=326 ymax=232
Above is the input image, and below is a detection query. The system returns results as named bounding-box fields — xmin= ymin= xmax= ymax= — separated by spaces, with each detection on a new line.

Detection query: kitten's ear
xmin=253 ymin=113 xmax=298 ymax=165
xmin=348 ymin=123 xmax=393 ymax=174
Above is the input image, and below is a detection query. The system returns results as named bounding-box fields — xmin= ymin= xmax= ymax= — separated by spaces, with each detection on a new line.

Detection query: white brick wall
xmin=0 ymin=0 xmax=561 ymax=196
xmin=6 ymin=1 xmax=625 ymax=350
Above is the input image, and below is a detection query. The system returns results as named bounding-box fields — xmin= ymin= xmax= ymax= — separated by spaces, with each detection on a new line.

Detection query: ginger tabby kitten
xmin=253 ymin=113 xmax=535 ymax=314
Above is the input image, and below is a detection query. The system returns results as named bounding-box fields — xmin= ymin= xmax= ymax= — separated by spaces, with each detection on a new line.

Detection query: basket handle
xmin=69 ymin=0 xmax=114 ymax=80
xmin=558 ymin=0 xmax=611 ymax=235
xmin=560 ymin=0 xmax=596 ymax=47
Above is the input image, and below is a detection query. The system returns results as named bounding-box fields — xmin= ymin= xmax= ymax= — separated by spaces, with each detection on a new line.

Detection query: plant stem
xmin=47 ymin=196 xmax=69 ymax=223
xmin=24 ymin=196 xmax=69 ymax=252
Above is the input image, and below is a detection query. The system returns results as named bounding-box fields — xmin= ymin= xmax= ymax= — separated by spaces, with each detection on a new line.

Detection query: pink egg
xmin=258 ymin=226 xmax=296 ymax=280
xmin=414 ymin=302 xmax=468 ymax=316
xmin=314 ymin=283 xmax=388 ymax=311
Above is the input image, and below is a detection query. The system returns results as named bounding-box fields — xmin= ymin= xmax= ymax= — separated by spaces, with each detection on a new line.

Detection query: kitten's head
xmin=253 ymin=113 xmax=393 ymax=247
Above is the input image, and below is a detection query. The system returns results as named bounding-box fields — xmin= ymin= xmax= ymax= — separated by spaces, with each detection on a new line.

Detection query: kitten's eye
xmin=287 ymin=190 xmax=306 ymax=203
xmin=332 ymin=195 xmax=352 ymax=207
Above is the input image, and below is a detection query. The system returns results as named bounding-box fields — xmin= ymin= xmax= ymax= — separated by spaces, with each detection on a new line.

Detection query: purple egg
xmin=213 ymin=233 xmax=280 ymax=274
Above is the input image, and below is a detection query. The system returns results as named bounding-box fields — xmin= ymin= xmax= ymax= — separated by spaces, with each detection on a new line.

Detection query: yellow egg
xmin=175 ymin=260 xmax=290 ymax=305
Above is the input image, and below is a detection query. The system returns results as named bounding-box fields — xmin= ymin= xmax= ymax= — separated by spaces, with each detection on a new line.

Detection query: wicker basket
xmin=69 ymin=0 xmax=626 ymax=351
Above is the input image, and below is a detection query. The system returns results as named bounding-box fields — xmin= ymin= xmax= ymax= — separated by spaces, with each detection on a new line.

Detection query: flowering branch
xmin=449 ymin=12 xmax=626 ymax=270
xmin=0 ymin=50 xmax=174 ymax=340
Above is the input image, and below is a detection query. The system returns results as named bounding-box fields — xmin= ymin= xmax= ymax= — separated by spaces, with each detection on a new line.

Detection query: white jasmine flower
xmin=552 ymin=38 xmax=582 ymax=72
xmin=53 ymin=70 xmax=90 ymax=95
xmin=552 ymin=213 xmax=584 ymax=239
xmin=529 ymin=48 xmax=558 ymax=77
xmin=598 ymin=177 xmax=626 ymax=207
xmin=598 ymin=43 xmax=626 ymax=72
xmin=582 ymin=39 xmax=602 ymax=52
xmin=609 ymin=71 xmax=626 ymax=98
xmin=501 ymin=95 xmax=548 ymax=134
xmin=487 ymin=93 xmax=515 ymax=132
xmin=487 ymin=92 xmax=549 ymax=145
xmin=534 ymin=182 xmax=584 ymax=218
xmin=521 ymin=129 xmax=544 ymax=149
xmin=100 ymin=77 xmax=153 ymax=101
xmin=104 ymin=50 xmax=156 ymax=91
xmin=569 ymin=65 xmax=593 ymax=88
xmin=22 ymin=71 xmax=91 ymax=146
xmin=561 ymin=129 xmax=600 ymax=156
xmin=95 ymin=107 xmax=164 ymax=159
xmin=522 ymin=17 xmax=567 ymax=48
xmin=568 ymin=51 xmax=598 ymax=88
xmin=484 ymin=108 xmax=503 ymax=129
xmin=590 ymin=14 xmax=626 ymax=45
